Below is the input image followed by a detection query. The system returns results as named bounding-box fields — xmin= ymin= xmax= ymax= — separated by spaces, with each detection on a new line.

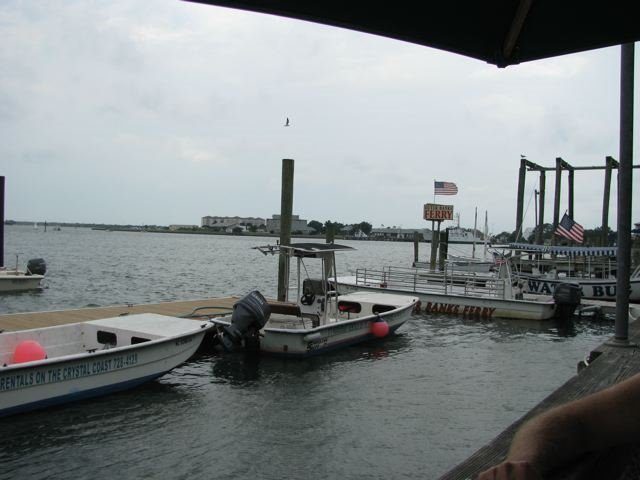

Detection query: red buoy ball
xmin=12 ymin=340 xmax=47 ymax=364
xmin=371 ymin=320 xmax=390 ymax=338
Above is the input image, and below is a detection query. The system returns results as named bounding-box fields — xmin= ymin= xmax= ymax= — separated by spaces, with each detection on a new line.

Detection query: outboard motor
xmin=220 ymin=290 xmax=271 ymax=352
xmin=26 ymin=258 xmax=47 ymax=276
xmin=553 ymin=282 xmax=582 ymax=320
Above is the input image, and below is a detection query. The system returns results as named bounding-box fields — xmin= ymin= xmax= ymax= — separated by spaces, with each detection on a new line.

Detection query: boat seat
xmin=269 ymin=302 xmax=302 ymax=317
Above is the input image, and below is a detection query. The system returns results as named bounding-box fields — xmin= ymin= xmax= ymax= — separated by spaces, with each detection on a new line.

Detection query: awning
xmin=507 ymin=243 xmax=618 ymax=257
xmin=186 ymin=1 xmax=640 ymax=67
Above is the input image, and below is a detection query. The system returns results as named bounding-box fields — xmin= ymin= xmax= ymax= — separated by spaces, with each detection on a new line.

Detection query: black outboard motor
xmin=26 ymin=258 xmax=47 ymax=276
xmin=553 ymin=282 xmax=582 ymax=320
xmin=220 ymin=290 xmax=271 ymax=352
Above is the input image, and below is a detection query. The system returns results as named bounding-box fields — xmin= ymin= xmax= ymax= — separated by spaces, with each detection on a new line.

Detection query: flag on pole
xmin=555 ymin=213 xmax=584 ymax=243
xmin=434 ymin=181 xmax=458 ymax=195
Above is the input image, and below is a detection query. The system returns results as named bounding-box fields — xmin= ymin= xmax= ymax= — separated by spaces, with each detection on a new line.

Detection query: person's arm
xmin=477 ymin=372 xmax=640 ymax=479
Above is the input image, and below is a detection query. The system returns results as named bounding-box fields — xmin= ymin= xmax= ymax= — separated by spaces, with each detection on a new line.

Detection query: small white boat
xmin=209 ymin=243 xmax=419 ymax=357
xmin=335 ymin=261 xmax=581 ymax=321
xmin=413 ymin=256 xmax=496 ymax=274
xmin=0 ymin=313 xmax=214 ymax=416
xmin=0 ymin=258 xmax=47 ymax=293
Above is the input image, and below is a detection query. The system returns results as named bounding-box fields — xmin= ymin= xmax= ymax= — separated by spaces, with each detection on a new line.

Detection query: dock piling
xmin=277 ymin=159 xmax=294 ymax=302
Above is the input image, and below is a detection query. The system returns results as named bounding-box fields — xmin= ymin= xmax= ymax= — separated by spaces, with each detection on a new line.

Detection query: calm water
xmin=0 ymin=225 xmax=614 ymax=479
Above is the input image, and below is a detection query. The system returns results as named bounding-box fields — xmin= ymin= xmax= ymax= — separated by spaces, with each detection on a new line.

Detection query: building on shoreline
xmin=369 ymin=227 xmax=431 ymax=241
xmin=201 ymin=216 xmax=266 ymax=228
xmin=368 ymin=226 xmax=485 ymax=243
xmin=266 ymin=214 xmax=312 ymax=234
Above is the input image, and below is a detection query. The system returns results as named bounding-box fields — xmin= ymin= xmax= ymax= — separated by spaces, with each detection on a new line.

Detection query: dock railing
xmin=354 ymin=266 xmax=508 ymax=299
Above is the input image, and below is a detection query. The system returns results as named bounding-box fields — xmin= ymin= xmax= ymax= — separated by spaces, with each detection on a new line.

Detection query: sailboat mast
xmin=483 ymin=211 xmax=489 ymax=260
xmin=472 ymin=207 xmax=478 ymax=259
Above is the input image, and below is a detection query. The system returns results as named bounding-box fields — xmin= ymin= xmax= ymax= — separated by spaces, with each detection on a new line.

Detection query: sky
xmin=1 ymin=1 xmax=638 ymax=234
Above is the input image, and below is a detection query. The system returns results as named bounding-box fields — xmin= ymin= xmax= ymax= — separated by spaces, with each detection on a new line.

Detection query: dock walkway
xmin=0 ymin=297 xmax=237 ymax=332
xmin=439 ymin=318 xmax=640 ymax=480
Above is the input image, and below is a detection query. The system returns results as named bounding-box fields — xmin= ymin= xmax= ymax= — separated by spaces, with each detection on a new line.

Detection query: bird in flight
xmin=284 ymin=117 xmax=290 ymax=127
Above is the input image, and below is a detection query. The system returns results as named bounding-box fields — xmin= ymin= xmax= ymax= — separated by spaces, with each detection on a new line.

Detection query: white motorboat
xmin=335 ymin=261 xmax=581 ymax=321
xmin=0 ymin=257 xmax=47 ymax=293
xmin=413 ymin=256 xmax=496 ymax=274
xmin=209 ymin=243 xmax=419 ymax=357
xmin=0 ymin=313 xmax=214 ymax=416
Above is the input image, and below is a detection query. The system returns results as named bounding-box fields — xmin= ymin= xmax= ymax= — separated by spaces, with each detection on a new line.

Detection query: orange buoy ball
xmin=12 ymin=340 xmax=47 ymax=364
xmin=371 ymin=319 xmax=390 ymax=338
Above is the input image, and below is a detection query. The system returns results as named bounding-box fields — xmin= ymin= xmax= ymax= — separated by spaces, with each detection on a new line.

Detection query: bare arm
xmin=477 ymin=372 xmax=640 ymax=479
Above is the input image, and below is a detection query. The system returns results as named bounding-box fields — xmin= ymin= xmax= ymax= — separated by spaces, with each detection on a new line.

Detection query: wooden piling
xmin=515 ymin=159 xmax=527 ymax=239
xmin=0 ymin=176 xmax=4 ymax=268
xmin=601 ymin=156 xmax=618 ymax=246
xmin=438 ymin=229 xmax=448 ymax=271
xmin=325 ymin=224 xmax=335 ymax=243
xmin=430 ymin=221 xmax=440 ymax=270
xmin=552 ymin=157 xmax=563 ymax=246
xmin=277 ymin=159 xmax=294 ymax=302
xmin=536 ymin=170 xmax=546 ymax=245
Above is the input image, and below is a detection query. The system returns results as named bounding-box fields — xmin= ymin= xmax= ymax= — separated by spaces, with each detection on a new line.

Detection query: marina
xmin=0 ymin=225 xmax=631 ymax=479
xmin=2 ymin=2 xmax=639 ymax=477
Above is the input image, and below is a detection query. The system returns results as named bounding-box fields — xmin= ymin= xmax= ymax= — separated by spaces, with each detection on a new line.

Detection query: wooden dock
xmin=438 ymin=317 xmax=640 ymax=480
xmin=0 ymin=297 xmax=238 ymax=332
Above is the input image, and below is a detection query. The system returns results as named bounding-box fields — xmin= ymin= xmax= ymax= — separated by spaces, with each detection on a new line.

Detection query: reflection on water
xmin=0 ymin=226 xmax=616 ymax=480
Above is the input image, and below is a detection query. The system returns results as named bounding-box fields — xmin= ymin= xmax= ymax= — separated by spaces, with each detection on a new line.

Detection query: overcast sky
xmin=1 ymin=1 xmax=638 ymax=234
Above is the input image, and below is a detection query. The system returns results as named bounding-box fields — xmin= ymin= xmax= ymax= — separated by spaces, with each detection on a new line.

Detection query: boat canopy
xmin=507 ymin=243 xmax=617 ymax=257
xmin=254 ymin=243 xmax=355 ymax=258
xmin=284 ymin=243 xmax=355 ymax=258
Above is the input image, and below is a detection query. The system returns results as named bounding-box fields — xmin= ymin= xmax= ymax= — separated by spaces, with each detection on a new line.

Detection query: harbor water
xmin=1 ymin=225 xmax=614 ymax=479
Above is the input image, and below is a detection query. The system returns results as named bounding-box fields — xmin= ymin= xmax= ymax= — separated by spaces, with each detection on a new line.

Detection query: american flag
xmin=434 ymin=181 xmax=458 ymax=195
xmin=555 ymin=213 xmax=584 ymax=243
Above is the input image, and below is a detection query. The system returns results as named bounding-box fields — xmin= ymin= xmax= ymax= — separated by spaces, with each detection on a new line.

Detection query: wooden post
xmin=568 ymin=168 xmax=575 ymax=221
xmin=430 ymin=221 xmax=440 ymax=270
xmin=277 ymin=159 xmax=294 ymax=302
xmin=438 ymin=229 xmax=448 ymax=271
xmin=413 ymin=231 xmax=420 ymax=266
xmin=0 ymin=176 xmax=4 ymax=268
xmin=536 ymin=171 xmax=546 ymax=244
xmin=515 ymin=158 xmax=527 ymax=240
xmin=325 ymin=224 xmax=335 ymax=244
xmin=552 ymin=157 xmax=563 ymax=246
xmin=602 ymin=156 xmax=617 ymax=246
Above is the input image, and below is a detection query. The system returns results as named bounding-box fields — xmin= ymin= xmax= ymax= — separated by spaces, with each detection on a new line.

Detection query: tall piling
xmin=0 ymin=176 xmax=4 ymax=268
xmin=277 ymin=159 xmax=294 ymax=302
xmin=602 ymin=156 xmax=618 ymax=245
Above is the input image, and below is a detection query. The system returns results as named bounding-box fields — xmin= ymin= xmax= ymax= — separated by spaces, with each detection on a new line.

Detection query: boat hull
xmin=0 ymin=317 xmax=212 ymax=416
xmin=336 ymin=279 xmax=556 ymax=321
xmin=260 ymin=301 xmax=416 ymax=357
xmin=518 ymin=274 xmax=640 ymax=302
xmin=0 ymin=273 xmax=44 ymax=292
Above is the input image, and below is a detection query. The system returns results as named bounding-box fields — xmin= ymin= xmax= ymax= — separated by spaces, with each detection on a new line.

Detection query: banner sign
xmin=423 ymin=203 xmax=453 ymax=221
